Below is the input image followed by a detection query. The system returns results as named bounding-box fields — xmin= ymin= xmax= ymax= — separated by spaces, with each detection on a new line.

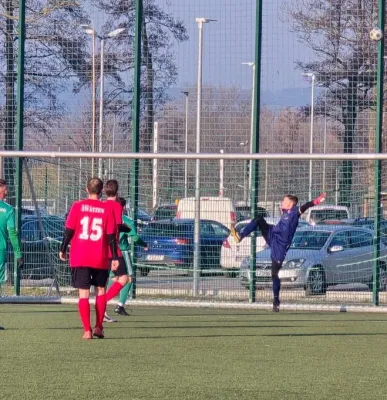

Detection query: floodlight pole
xmin=183 ymin=91 xmax=189 ymax=198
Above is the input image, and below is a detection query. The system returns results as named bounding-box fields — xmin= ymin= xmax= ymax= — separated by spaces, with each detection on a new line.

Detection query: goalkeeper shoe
xmin=103 ymin=313 xmax=117 ymax=323
xmin=114 ymin=305 xmax=130 ymax=316
xmin=272 ymin=299 xmax=280 ymax=313
xmin=0 ymin=326 xmax=4 ymax=330
xmin=93 ymin=327 xmax=104 ymax=339
xmin=230 ymin=226 xmax=241 ymax=243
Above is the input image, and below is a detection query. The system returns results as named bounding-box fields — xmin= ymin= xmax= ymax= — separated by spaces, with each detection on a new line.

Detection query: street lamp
xmin=242 ymin=62 xmax=255 ymax=205
xmin=182 ymin=91 xmax=189 ymax=198
xmin=302 ymin=72 xmax=315 ymax=200
xmin=193 ymin=17 xmax=216 ymax=294
xmin=82 ymin=25 xmax=125 ymax=178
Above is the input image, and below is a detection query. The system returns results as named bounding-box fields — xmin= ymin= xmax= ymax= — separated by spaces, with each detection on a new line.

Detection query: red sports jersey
xmin=104 ymin=199 xmax=123 ymax=258
xmin=66 ymin=199 xmax=117 ymax=269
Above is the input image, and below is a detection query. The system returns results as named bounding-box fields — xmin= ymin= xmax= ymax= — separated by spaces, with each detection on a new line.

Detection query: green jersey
xmin=119 ymin=215 xmax=147 ymax=251
xmin=0 ymin=200 xmax=22 ymax=258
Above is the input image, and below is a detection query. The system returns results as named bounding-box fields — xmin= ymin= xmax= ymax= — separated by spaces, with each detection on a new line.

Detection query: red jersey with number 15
xmin=65 ymin=199 xmax=117 ymax=269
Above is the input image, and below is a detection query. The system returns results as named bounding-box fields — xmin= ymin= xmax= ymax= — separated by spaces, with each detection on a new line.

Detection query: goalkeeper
xmin=0 ymin=179 xmax=23 ymax=287
xmin=231 ymin=192 xmax=325 ymax=312
xmin=105 ymin=197 xmax=148 ymax=319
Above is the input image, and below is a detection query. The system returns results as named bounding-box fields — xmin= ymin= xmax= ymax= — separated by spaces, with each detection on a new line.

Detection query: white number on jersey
xmin=79 ymin=217 xmax=103 ymax=241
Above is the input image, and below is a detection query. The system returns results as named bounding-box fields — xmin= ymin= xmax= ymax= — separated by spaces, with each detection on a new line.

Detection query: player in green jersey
xmin=0 ymin=179 xmax=23 ymax=330
xmin=104 ymin=197 xmax=148 ymax=321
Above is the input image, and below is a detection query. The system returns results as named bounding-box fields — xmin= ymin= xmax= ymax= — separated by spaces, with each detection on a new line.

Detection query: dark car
xmin=136 ymin=218 xmax=230 ymax=276
xmin=235 ymin=205 xmax=268 ymax=222
xmin=7 ymin=215 xmax=64 ymax=281
xmin=152 ymin=204 xmax=178 ymax=221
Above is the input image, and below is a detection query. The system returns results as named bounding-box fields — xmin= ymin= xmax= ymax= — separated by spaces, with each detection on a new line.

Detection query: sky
xmin=155 ymin=0 xmax=315 ymax=99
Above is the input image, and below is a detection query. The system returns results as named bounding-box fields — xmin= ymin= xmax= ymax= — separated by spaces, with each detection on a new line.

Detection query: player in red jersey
xmin=103 ymin=180 xmax=130 ymax=321
xmin=59 ymin=178 xmax=119 ymax=340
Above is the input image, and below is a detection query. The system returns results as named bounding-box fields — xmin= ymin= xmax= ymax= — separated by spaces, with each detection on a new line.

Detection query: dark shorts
xmin=109 ymin=257 xmax=128 ymax=277
xmin=71 ymin=267 xmax=109 ymax=290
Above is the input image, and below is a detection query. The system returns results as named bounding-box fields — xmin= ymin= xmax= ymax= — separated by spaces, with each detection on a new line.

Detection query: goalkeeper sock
xmin=95 ymin=294 xmax=107 ymax=329
xmin=78 ymin=298 xmax=91 ymax=332
xmin=106 ymin=282 xmax=124 ymax=302
xmin=272 ymin=277 xmax=281 ymax=302
xmin=118 ymin=282 xmax=132 ymax=306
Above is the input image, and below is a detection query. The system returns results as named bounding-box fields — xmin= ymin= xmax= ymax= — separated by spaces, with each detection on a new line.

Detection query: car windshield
xmin=310 ymin=210 xmax=348 ymax=224
xmin=143 ymin=223 xmax=192 ymax=237
xmin=154 ymin=207 xmax=176 ymax=219
xmin=290 ymin=231 xmax=331 ymax=249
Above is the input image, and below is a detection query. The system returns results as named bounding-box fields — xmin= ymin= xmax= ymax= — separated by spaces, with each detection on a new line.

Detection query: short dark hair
xmin=104 ymin=179 xmax=119 ymax=197
xmin=87 ymin=178 xmax=103 ymax=195
xmin=118 ymin=197 xmax=127 ymax=208
xmin=0 ymin=179 xmax=7 ymax=187
xmin=284 ymin=194 xmax=298 ymax=205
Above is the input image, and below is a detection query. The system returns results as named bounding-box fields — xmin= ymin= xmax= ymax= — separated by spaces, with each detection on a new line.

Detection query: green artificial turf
xmin=1 ymin=304 xmax=387 ymax=400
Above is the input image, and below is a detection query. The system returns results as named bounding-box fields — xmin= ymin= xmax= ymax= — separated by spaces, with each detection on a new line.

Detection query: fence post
xmin=249 ymin=0 xmax=263 ymax=303
xmin=372 ymin=0 xmax=385 ymax=306
xmin=14 ymin=0 xmax=26 ymax=296
xmin=131 ymin=0 xmax=142 ymax=300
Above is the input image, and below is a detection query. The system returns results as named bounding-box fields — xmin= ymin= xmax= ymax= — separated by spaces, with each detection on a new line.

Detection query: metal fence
xmin=0 ymin=0 xmax=386 ymax=309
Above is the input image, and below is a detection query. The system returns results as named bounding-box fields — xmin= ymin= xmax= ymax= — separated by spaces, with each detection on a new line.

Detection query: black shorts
xmin=109 ymin=257 xmax=128 ymax=277
xmin=71 ymin=267 xmax=109 ymax=289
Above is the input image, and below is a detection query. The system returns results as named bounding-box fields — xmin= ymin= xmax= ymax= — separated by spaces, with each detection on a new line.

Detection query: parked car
xmin=124 ymin=206 xmax=153 ymax=232
xmin=221 ymin=217 xmax=307 ymax=275
xmin=7 ymin=215 xmax=65 ymax=281
xmin=176 ymin=197 xmax=236 ymax=229
xmin=235 ymin=205 xmax=268 ymax=222
xmin=240 ymin=225 xmax=387 ymax=294
xmin=152 ymin=204 xmax=178 ymax=221
xmin=301 ymin=204 xmax=350 ymax=225
xmin=137 ymin=219 xmax=230 ymax=276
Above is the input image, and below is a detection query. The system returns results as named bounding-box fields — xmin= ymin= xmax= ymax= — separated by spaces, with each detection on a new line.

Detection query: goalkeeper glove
xmin=313 ymin=192 xmax=326 ymax=206
xmin=17 ymin=257 xmax=24 ymax=269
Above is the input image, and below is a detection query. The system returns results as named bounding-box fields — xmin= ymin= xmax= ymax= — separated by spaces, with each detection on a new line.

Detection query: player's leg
xmin=231 ymin=216 xmax=269 ymax=243
xmin=115 ymin=251 xmax=133 ymax=316
xmin=271 ymin=259 xmax=283 ymax=312
xmin=91 ymin=269 xmax=109 ymax=339
xmin=0 ymin=249 xmax=8 ymax=287
xmin=72 ymin=268 xmax=92 ymax=339
xmin=106 ymin=257 xmax=129 ymax=302
xmin=104 ymin=271 xmax=118 ymax=323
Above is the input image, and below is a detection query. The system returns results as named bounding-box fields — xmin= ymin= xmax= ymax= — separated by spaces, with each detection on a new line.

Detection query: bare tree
xmin=285 ymin=0 xmax=378 ymax=206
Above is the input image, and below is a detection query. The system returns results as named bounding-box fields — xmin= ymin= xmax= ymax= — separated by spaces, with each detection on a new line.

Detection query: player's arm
xmin=6 ymin=208 xmax=23 ymax=266
xmin=299 ymin=192 xmax=326 ymax=215
xmin=118 ymin=224 xmax=131 ymax=233
xmin=59 ymin=204 xmax=76 ymax=260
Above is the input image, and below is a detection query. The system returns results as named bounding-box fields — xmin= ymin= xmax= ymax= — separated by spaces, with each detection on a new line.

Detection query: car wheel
xmin=305 ymin=266 xmax=327 ymax=295
xmin=138 ymin=267 xmax=150 ymax=277
xmin=224 ymin=271 xmax=237 ymax=278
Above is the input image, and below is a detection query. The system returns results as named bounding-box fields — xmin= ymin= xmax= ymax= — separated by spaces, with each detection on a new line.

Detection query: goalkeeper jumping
xmin=231 ymin=192 xmax=326 ymax=312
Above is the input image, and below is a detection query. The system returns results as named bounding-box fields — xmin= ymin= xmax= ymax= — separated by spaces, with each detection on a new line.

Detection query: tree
xmin=89 ymin=0 xmax=188 ymax=153
xmin=0 ymin=0 xmax=91 ymax=202
xmin=285 ymin=0 xmax=378 ymax=206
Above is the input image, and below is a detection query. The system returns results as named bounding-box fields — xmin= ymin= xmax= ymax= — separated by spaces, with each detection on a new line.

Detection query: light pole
xmin=193 ymin=17 xmax=216 ymax=294
xmin=82 ymin=26 xmax=125 ymax=178
xmin=182 ymin=91 xmax=189 ymax=198
xmin=303 ymin=72 xmax=315 ymax=199
xmin=242 ymin=62 xmax=255 ymax=205
xmin=323 ymin=88 xmax=327 ymax=192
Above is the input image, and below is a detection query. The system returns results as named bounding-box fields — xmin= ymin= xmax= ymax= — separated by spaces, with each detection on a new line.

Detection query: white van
xmin=301 ymin=204 xmax=350 ymax=225
xmin=176 ymin=197 xmax=236 ymax=229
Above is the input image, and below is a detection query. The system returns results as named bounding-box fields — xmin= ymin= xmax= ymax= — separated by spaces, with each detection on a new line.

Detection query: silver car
xmin=240 ymin=225 xmax=387 ymax=295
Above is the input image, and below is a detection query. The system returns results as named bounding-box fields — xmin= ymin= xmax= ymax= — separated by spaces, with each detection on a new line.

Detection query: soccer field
xmin=1 ymin=305 xmax=387 ymax=400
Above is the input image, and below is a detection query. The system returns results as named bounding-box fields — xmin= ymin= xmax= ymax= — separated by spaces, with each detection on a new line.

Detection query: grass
xmin=1 ymin=304 xmax=387 ymax=400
